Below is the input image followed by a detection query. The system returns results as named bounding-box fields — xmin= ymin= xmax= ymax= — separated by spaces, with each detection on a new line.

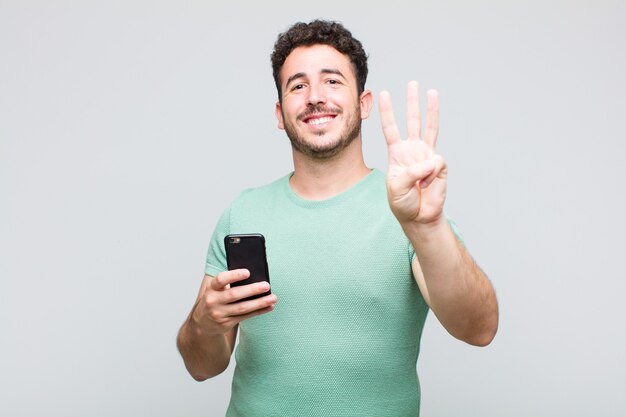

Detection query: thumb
xmin=388 ymin=160 xmax=435 ymax=195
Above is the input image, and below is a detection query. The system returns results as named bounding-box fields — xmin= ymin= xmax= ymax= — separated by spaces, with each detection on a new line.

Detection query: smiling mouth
xmin=305 ymin=115 xmax=336 ymax=126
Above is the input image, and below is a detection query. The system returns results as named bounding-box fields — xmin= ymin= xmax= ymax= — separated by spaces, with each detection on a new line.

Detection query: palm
xmin=379 ymin=81 xmax=447 ymax=224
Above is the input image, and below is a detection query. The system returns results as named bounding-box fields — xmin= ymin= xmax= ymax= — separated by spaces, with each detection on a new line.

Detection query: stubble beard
xmin=283 ymin=103 xmax=362 ymax=160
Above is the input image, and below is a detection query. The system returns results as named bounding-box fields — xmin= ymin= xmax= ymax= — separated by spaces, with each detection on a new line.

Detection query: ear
xmin=275 ymin=101 xmax=285 ymax=130
xmin=359 ymin=89 xmax=373 ymax=120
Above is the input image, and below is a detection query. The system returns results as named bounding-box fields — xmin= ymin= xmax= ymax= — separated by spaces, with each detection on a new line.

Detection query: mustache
xmin=297 ymin=105 xmax=342 ymax=121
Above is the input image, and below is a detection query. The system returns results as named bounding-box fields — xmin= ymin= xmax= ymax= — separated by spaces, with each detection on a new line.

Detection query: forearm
xmin=177 ymin=311 xmax=234 ymax=381
xmin=405 ymin=217 xmax=498 ymax=346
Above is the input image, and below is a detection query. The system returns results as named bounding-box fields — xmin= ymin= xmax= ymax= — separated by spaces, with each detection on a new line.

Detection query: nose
xmin=307 ymin=83 xmax=326 ymax=105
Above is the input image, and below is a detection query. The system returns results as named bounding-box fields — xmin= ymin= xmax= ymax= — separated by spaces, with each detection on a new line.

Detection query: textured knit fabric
xmin=205 ymin=169 xmax=430 ymax=417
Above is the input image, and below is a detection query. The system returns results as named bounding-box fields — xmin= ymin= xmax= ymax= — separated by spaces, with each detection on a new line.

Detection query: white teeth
xmin=307 ymin=116 xmax=333 ymax=125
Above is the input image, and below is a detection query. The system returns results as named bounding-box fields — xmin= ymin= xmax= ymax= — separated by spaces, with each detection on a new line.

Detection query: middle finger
xmin=406 ymin=81 xmax=421 ymax=141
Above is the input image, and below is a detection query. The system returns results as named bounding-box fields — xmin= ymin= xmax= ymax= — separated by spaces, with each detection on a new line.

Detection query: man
xmin=177 ymin=19 xmax=498 ymax=416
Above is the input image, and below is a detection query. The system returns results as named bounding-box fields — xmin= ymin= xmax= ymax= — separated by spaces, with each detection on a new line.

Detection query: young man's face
xmin=275 ymin=44 xmax=372 ymax=159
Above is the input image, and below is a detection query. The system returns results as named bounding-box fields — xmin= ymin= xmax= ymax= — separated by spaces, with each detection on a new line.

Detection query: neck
xmin=289 ymin=138 xmax=371 ymax=200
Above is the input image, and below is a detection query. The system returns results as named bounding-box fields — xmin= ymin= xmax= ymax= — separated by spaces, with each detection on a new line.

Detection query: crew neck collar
xmin=283 ymin=168 xmax=381 ymax=208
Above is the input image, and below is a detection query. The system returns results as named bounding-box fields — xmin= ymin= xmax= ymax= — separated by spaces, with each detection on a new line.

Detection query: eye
xmin=291 ymin=84 xmax=305 ymax=91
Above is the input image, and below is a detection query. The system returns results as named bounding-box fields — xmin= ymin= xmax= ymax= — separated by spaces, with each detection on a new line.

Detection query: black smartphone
xmin=224 ymin=233 xmax=271 ymax=301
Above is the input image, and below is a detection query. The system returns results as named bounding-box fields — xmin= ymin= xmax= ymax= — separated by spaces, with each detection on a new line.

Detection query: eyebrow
xmin=285 ymin=68 xmax=347 ymax=88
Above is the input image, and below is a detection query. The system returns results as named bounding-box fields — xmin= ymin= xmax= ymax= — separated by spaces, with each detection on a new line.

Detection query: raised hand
xmin=379 ymin=81 xmax=447 ymax=226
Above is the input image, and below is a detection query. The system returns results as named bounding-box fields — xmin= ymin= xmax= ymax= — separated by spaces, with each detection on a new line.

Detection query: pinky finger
xmin=419 ymin=155 xmax=447 ymax=189
xmin=232 ymin=304 xmax=276 ymax=325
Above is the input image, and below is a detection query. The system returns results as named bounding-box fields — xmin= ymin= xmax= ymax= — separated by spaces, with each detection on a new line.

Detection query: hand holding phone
xmin=187 ymin=268 xmax=275 ymax=341
xmin=224 ymin=234 xmax=271 ymax=302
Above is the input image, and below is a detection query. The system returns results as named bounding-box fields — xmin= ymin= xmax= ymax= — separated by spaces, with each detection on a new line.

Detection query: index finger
xmin=379 ymin=91 xmax=402 ymax=145
xmin=212 ymin=269 xmax=250 ymax=290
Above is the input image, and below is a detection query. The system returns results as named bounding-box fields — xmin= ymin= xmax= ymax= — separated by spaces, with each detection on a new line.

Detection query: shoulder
xmin=368 ymin=168 xmax=387 ymax=188
xmin=231 ymin=173 xmax=290 ymax=205
xmin=224 ymin=173 xmax=292 ymax=223
xmin=352 ymin=168 xmax=387 ymax=201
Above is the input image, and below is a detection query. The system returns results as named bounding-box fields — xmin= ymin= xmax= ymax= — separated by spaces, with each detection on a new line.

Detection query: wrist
xmin=188 ymin=304 xmax=217 ymax=339
xmin=401 ymin=215 xmax=448 ymax=243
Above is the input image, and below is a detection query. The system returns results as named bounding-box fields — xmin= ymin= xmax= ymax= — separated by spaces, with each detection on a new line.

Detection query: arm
xmin=379 ymin=81 xmax=498 ymax=346
xmin=177 ymin=270 xmax=277 ymax=381
xmin=409 ymin=220 xmax=498 ymax=346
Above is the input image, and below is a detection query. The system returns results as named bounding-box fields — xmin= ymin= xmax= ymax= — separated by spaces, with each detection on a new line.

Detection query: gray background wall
xmin=1 ymin=1 xmax=625 ymax=416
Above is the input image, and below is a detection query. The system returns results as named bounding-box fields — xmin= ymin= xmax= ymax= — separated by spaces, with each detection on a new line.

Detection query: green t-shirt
xmin=206 ymin=169 xmax=430 ymax=416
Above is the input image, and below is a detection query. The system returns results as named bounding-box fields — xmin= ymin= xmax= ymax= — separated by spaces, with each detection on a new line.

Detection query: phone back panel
xmin=224 ymin=234 xmax=271 ymax=300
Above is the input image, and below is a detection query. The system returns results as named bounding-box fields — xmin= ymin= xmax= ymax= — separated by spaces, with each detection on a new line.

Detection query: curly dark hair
xmin=271 ymin=20 xmax=368 ymax=101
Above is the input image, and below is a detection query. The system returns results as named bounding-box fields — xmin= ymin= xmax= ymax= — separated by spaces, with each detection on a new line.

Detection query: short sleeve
xmin=205 ymin=206 xmax=231 ymax=277
xmin=409 ymin=214 xmax=465 ymax=261
xmin=446 ymin=215 xmax=465 ymax=246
